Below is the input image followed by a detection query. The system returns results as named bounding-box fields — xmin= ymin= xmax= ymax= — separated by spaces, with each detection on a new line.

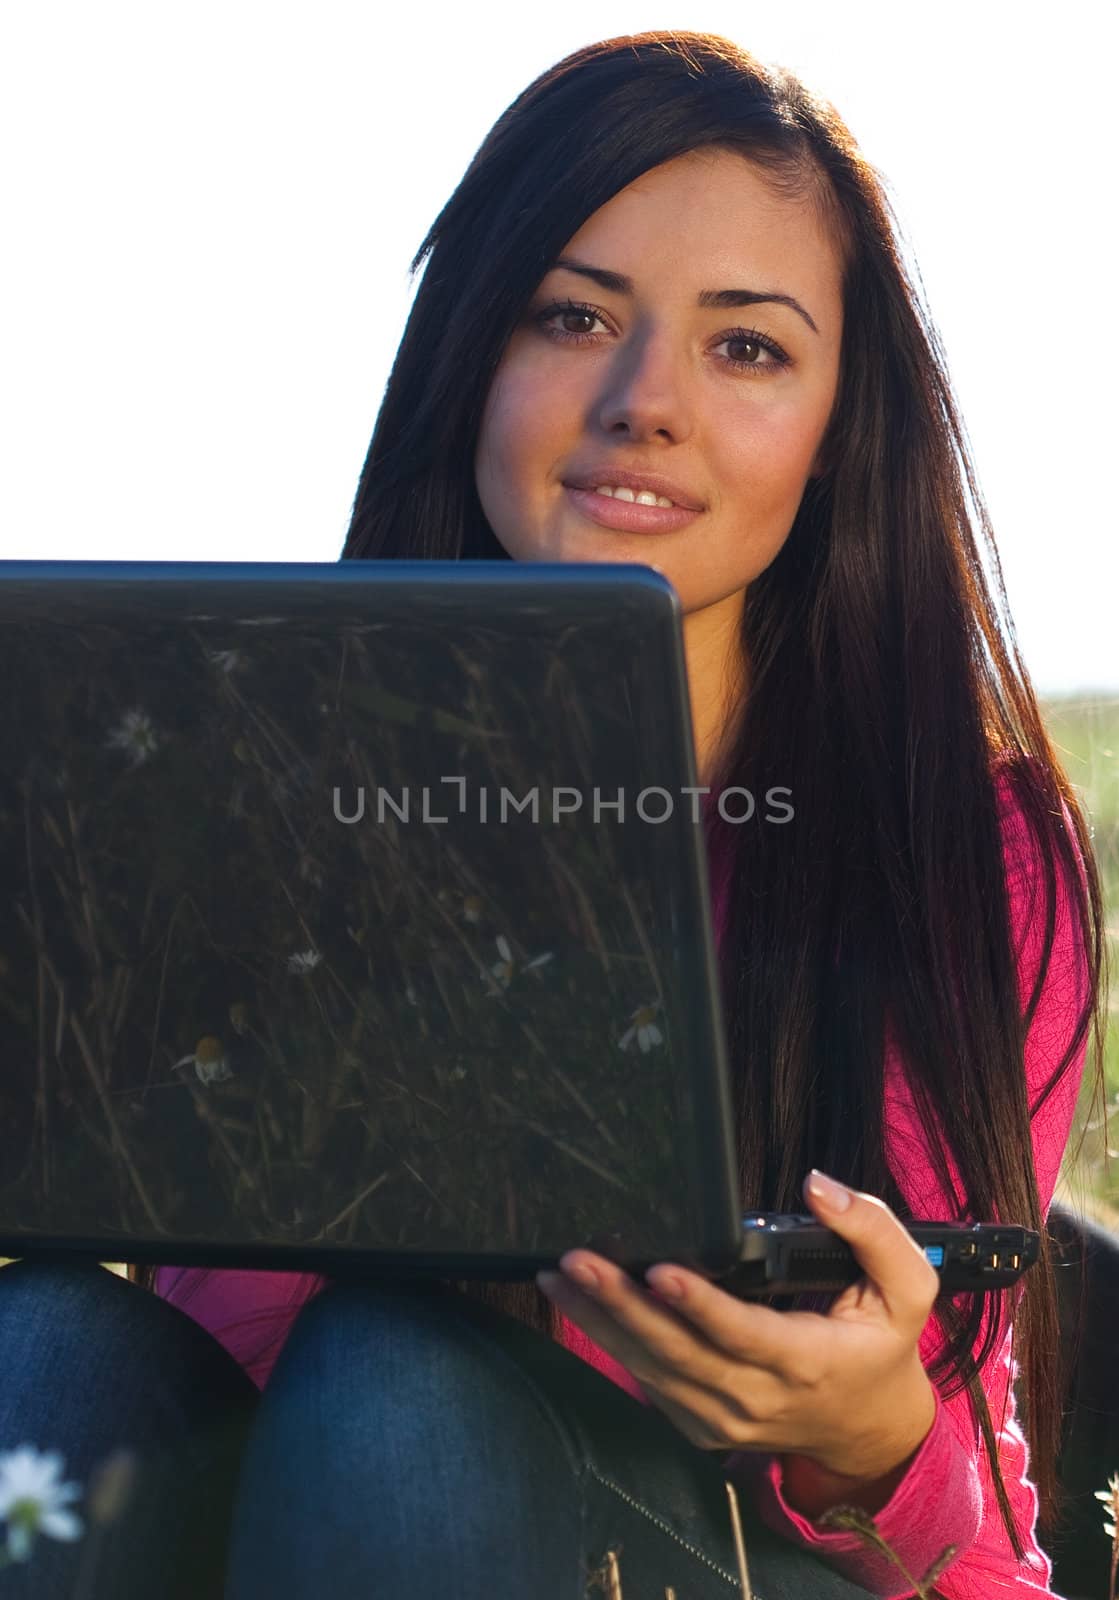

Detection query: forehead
xmin=556 ymin=147 xmax=844 ymax=324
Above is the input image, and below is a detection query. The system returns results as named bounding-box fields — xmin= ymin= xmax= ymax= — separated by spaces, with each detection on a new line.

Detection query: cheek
xmin=475 ymin=382 xmax=514 ymax=508
xmin=723 ymin=399 xmax=829 ymax=512
xmin=476 ymin=364 xmax=564 ymax=502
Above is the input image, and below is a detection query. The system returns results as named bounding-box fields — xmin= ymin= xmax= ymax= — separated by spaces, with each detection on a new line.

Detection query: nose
xmin=594 ymin=325 xmax=693 ymax=445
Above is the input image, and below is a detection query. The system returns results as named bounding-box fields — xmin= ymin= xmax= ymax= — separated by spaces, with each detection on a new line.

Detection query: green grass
xmin=1042 ymin=694 xmax=1119 ymax=1224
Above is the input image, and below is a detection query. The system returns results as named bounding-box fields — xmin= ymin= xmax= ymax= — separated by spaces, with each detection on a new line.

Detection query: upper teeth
xmin=594 ymin=485 xmax=676 ymax=508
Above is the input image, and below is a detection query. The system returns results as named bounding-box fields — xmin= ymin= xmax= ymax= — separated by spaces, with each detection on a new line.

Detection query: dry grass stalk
xmin=586 ymin=1545 xmax=624 ymax=1598
xmin=1094 ymin=1471 xmax=1119 ymax=1600
xmin=819 ymin=1504 xmax=955 ymax=1598
xmin=724 ymin=1480 xmax=754 ymax=1599
xmin=604 ymin=1549 xmax=623 ymax=1600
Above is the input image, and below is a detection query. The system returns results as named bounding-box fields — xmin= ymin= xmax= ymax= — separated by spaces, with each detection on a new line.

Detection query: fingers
xmin=801 ymin=1170 xmax=940 ymax=1333
xmin=537 ymin=1174 xmax=937 ymax=1414
xmin=536 ymin=1265 xmax=768 ymax=1449
xmin=536 ymin=1263 xmax=706 ymax=1387
xmin=538 ymin=1252 xmax=811 ymax=1383
xmin=640 ymin=1263 xmax=812 ymax=1370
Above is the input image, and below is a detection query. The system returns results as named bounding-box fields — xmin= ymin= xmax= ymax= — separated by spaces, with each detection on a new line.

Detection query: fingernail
xmin=649 ymin=1271 xmax=685 ymax=1300
xmin=566 ymin=1262 xmax=599 ymax=1290
xmin=807 ymin=1169 xmax=852 ymax=1211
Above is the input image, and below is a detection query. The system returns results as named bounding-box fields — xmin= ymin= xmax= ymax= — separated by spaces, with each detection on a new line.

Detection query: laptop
xmin=0 ymin=560 xmax=740 ymax=1282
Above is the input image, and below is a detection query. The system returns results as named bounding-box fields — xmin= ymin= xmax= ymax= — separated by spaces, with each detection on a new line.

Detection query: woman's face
xmin=474 ymin=148 xmax=844 ymax=619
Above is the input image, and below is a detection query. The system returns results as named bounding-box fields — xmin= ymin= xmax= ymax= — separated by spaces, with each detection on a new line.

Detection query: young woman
xmin=0 ymin=30 xmax=1107 ymax=1600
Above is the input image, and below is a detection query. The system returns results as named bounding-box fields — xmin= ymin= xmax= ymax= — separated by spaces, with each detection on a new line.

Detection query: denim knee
xmin=224 ymin=1277 xmax=588 ymax=1599
xmin=0 ymin=1261 xmax=257 ymax=1600
xmin=0 ymin=1260 xmax=257 ymax=1436
xmin=267 ymin=1276 xmax=583 ymax=1468
xmin=1 ymin=1259 xmax=124 ymax=1320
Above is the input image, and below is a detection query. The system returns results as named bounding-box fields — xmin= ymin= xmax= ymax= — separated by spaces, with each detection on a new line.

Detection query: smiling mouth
xmin=562 ymin=479 xmax=703 ymax=512
xmin=584 ymin=485 xmax=678 ymax=508
xmin=563 ymin=484 xmax=703 ymax=533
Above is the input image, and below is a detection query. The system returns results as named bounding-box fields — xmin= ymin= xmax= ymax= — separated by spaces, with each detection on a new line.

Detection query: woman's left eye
xmin=532 ymin=299 xmax=790 ymax=374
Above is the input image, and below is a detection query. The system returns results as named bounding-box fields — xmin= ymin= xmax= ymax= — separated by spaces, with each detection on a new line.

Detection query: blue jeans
xmin=0 ymin=1263 xmax=879 ymax=1598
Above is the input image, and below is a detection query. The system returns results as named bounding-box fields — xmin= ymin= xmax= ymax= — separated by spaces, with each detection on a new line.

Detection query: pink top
xmin=154 ymin=769 xmax=1091 ymax=1599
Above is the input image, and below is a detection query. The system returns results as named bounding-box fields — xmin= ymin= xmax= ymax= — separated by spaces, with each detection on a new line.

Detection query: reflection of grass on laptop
xmin=0 ymin=617 xmax=704 ymax=1262
xmin=3 ymin=623 xmax=1116 ymax=1261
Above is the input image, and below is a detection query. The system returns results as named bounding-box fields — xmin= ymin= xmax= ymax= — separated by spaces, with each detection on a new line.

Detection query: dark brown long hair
xmin=133 ymin=29 xmax=1108 ymax=1555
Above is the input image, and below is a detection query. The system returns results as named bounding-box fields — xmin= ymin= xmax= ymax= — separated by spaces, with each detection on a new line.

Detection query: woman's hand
xmin=537 ymin=1171 xmax=940 ymax=1493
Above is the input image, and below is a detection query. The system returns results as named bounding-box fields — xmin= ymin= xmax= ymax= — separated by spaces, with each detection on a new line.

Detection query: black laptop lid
xmin=0 ymin=561 xmax=739 ymax=1278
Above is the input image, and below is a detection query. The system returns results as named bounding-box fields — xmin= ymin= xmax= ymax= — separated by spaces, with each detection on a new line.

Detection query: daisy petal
xmin=40 ymin=1508 xmax=84 ymax=1541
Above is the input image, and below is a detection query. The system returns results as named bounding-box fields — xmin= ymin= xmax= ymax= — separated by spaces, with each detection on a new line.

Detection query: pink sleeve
xmin=558 ymin=1312 xmax=649 ymax=1404
xmin=731 ymin=1385 xmax=981 ymax=1597
xmin=735 ymin=770 xmax=1092 ymax=1597
xmin=154 ymin=1266 xmax=330 ymax=1389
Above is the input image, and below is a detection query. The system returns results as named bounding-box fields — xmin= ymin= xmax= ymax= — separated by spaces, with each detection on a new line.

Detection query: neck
xmin=681 ymin=590 xmax=747 ymax=789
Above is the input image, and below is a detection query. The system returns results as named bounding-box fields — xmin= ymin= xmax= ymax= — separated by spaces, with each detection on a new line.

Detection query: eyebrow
xmin=551 ymin=255 xmax=820 ymax=335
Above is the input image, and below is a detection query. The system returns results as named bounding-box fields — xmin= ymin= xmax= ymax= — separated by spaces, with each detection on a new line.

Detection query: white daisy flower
xmin=105 ymin=708 xmax=160 ymax=768
xmin=618 ymin=1001 xmax=664 ymax=1054
xmin=170 ymin=1035 xmax=233 ymax=1085
xmin=480 ymin=935 xmax=554 ymax=995
xmin=488 ymin=935 xmax=515 ymax=990
xmin=0 ymin=1445 xmax=84 ymax=1563
xmin=298 ymin=855 xmax=324 ymax=889
xmin=205 ymin=648 xmax=241 ymax=675
xmin=287 ymin=948 xmax=322 ymax=975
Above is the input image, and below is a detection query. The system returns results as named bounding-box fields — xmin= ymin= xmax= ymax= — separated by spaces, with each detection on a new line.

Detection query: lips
xmin=563 ymin=484 xmax=703 ymax=534
xmin=562 ymin=467 xmax=704 ymax=512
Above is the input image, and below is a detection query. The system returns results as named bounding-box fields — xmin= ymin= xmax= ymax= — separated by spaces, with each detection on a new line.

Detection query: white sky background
xmin=1 ymin=2 xmax=1115 ymax=694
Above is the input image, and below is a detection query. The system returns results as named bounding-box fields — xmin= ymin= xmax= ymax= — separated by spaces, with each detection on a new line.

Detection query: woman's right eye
xmin=533 ymin=299 xmax=606 ymax=344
